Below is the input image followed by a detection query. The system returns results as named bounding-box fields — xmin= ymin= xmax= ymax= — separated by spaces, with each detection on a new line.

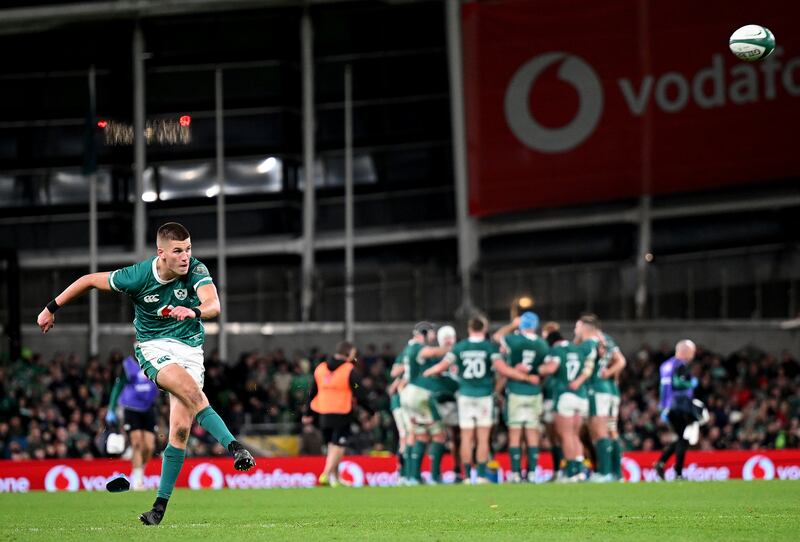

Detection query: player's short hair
xmin=467 ymin=316 xmax=488 ymax=333
xmin=578 ymin=313 xmax=601 ymax=329
xmin=413 ymin=321 xmax=436 ymax=339
xmin=335 ymin=340 xmax=355 ymax=358
xmin=157 ymin=222 xmax=191 ymax=243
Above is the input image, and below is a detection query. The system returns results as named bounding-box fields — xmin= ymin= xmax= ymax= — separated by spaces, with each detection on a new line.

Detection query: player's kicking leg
xmin=139 ymin=364 xmax=254 ymax=525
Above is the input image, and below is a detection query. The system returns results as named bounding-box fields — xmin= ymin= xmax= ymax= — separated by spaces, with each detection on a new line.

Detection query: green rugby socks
xmin=429 ymin=442 xmax=445 ymax=482
xmin=411 ymin=441 xmax=426 ymax=481
xmin=156 ymin=444 xmax=185 ymax=500
xmin=612 ymin=439 xmax=623 ymax=479
xmin=196 ymin=406 xmax=235 ymax=449
xmin=552 ymin=445 xmax=564 ymax=475
xmin=509 ymin=447 xmax=522 ymax=474
xmin=595 ymin=438 xmax=613 ymax=475
xmin=527 ymin=447 xmax=539 ymax=476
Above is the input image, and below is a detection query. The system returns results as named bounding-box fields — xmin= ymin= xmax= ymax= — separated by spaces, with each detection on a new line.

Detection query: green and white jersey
xmin=436 ymin=369 xmax=460 ymax=402
xmin=589 ymin=333 xmax=620 ymax=395
xmin=400 ymin=342 xmax=442 ymax=392
xmin=108 ymin=257 xmax=213 ymax=347
xmin=546 ymin=340 xmax=597 ymax=399
xmin=444 ymin=338 xmax=502 ymax=398
xmin=501 ymin=332 xmax=549 ymax=396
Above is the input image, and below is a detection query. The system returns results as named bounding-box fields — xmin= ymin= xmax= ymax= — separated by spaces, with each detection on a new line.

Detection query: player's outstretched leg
xmin=195 ymin=405 xmax=255 ymax=471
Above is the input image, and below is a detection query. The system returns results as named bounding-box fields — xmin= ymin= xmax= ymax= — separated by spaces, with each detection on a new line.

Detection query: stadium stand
xmin=2 ymin=343 xmax=798 ymax=460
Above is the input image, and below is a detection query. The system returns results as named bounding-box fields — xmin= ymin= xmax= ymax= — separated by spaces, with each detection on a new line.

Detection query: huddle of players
xmin=389 ymin=312 xmax=626 ymax=484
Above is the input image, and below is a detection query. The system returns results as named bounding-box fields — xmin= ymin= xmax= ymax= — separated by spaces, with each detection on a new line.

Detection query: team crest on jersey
xmin=174 ymin=288 xmax=187 ymax=300
xmin=193 ymin=265 xmax=208 ymax=275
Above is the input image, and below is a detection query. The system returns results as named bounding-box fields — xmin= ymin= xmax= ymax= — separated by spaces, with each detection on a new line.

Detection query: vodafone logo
xmin=337 ymin=461 xmax=365 ymax=487
xmin=621 ymin=457 xmax=641 ymax=483
xmin=504 ymin=48 xmax=800 ymax=156
xmin=505 ymin=52 xmax=603 ymax=153
xmin=742 ymin=455 xmax=775 ymax=481
xmin=188 ymin=463 xmax=224 ymax=490
xmin=44 ymin=465 xmax=80 ymax=492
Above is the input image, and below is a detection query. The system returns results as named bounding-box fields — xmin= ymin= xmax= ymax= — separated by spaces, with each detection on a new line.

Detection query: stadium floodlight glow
xmin=517 ymin=296 xmax=534 ymax=309
xmin=256 ymin=157 xmax=277 ymax=174
xmin=205 ymin=184 xmax=220 ymax=198
xmin=141 ymin=191 xmax=157 ymax=202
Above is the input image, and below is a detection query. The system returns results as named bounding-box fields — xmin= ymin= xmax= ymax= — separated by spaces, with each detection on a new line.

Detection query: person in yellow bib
xmin=307 ymin=341 xmax=376 ymax=487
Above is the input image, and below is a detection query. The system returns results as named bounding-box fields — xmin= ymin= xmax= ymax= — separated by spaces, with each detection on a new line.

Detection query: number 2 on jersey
xmin=462 ymin=356 xmax=486 ymax=379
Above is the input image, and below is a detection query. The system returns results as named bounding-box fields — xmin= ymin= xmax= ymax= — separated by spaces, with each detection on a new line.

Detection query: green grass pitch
xmin=1 ymin=481 xmax=798 ymax=541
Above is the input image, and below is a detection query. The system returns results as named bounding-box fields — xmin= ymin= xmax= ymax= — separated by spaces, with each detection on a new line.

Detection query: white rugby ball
xmin=729 ymin=24 xmax=776 ymax=62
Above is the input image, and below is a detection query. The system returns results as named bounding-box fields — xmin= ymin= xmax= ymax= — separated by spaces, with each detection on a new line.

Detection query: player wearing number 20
xmin=424 ymin=316 xmax=538 ymax=484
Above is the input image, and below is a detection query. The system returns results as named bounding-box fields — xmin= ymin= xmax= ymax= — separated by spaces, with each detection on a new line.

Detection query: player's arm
xmin=169 ymin=282 xmax=221 ymax=321
xmin=493 ymin=358 xmax=539 ymax=385
xmin=37 ymin=272 xmax=112 ymax=333
xmin=423 ymin=354 xmax=454 ymax=377
xmin=419 ymin=344 xmax=451 ymax=359
xmin=388 ymin=377 xmax=405 ymax=396
xmin=491 ymin=318 xmax=519 ymax=345
xmin=494 ymin=375 xmax=507 ymax=396
xmin=390 ymin=362 xmax=405 ymax=378
xmin=569 ymin=349 xmax=596 ymax=391
xmin=106 ymin=367 xmax=127 ymax=424
xmin=658 ymin=364 xmax=671 ymax=412
xmin=600 ymin=349 xmax=626 ymax=379
xmin=538 ymin=354 xmax=560 ymax=376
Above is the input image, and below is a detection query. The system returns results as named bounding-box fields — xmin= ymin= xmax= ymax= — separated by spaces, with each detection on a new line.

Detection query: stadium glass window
xmin=142 ymin=157 xmax=284 ymax=202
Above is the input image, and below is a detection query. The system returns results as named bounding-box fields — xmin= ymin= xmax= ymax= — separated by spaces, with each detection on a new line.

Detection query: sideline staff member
xmin=307 ymin=341 xmax=376 ymax=486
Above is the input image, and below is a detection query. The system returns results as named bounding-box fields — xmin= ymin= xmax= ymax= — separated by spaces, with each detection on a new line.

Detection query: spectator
xmin=0 ymin=341 xmax=795 ymax=460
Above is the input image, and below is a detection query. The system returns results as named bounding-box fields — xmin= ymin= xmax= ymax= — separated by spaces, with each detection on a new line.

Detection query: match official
xmin=307 ymin=341 xmax=376 ymax=487
xmin=654 ymin=340 xmax=698 ymax=481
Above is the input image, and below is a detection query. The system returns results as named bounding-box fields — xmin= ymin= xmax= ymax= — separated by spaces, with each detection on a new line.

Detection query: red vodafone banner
xmin=1 ymin=450 xmax=799 ymax=492
xmin=462 ymin=0 xmax=800 ymax=216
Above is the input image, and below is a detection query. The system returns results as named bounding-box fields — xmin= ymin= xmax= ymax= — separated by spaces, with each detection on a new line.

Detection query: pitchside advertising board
xmin=462 ymin=0 xmax=800 ymax=216
xmin=1 ymin=451 xmax=799 ymax=492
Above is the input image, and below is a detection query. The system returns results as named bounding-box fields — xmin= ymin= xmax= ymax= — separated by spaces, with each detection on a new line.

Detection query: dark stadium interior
xmin=0 ymin=0 xmax=798 ymax=471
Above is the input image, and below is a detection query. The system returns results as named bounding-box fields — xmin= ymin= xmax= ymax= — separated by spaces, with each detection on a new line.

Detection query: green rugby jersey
xmin=436 ymin=370 xmax=460 ymax=402
xmin=400 ymin=342 xmax=443 ymax=392
xmin=547 ymin=340 xmax=597 ymax=398
xmin=589 ymin=333 xmax=620 ymax=395
xmin=444 ymin=338 xmax=501 ymax=397
xmin=108 ymin=257 xmax=213 ymax=347
xmin=543 ymin=371 xmax=559 ymax=400
xmin=501 ymin=332 xmax=549 ymax=395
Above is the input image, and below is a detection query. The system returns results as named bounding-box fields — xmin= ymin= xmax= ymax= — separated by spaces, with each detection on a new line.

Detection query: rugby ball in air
xmin=729 ymin=25 xmax=776 ymax=62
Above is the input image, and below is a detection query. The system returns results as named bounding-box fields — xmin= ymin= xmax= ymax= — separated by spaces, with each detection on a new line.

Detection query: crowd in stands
xmin=1 ymin=341 xmax=799 ymax=460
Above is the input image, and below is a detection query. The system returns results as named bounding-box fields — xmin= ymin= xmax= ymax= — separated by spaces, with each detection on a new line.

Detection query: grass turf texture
xmin=1 ymin=480 xmax=798 ymax=541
